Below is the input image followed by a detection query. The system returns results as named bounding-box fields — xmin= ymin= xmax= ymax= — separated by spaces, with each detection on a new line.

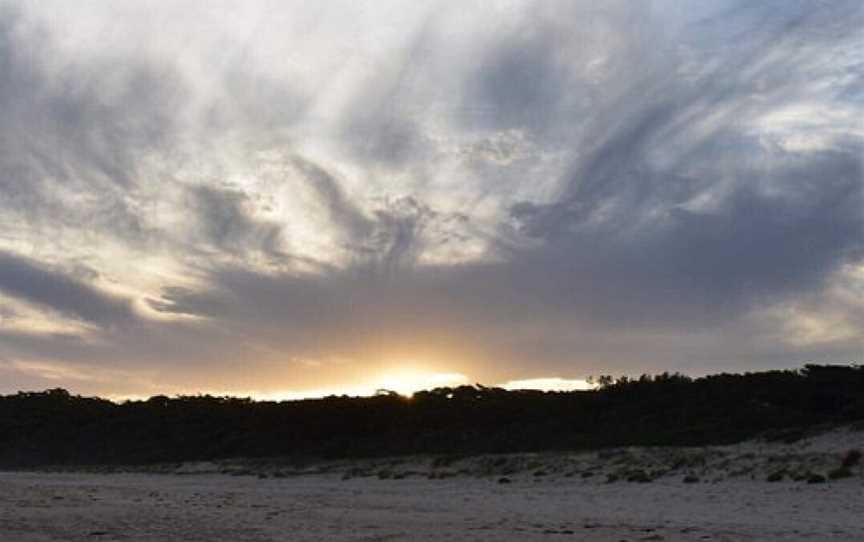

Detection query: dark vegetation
xmin=841 ymin=448 xmax=861 ymax=468
xmin=0 ymin=364 xmax=862 ymax=468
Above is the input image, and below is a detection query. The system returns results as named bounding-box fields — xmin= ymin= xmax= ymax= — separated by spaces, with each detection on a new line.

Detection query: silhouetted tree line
xmin=0 ymin=364 xmax=862 ymax=467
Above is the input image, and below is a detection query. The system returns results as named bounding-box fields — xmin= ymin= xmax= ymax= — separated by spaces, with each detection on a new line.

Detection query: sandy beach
xmin=1 ymin=470 xmax=861 ymax=541
xmin=2 ymin=427 xmax=862 ymax=541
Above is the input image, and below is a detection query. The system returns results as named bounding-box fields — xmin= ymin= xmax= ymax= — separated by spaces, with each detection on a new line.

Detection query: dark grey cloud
xmin=335 ymin=10 xmax=442 ymax=169
xmin=0 ymin=22 xmax=180 ymax=187
xmin=291 ymin=156 xmax=472 ymax=274
xmin=291 ymin=157 xmax=374 ymax=243
xmin=498 ymin=1 xmax=864 ymax=326
xmin=187 ymin=185 xmax=286 ymax=260
xmin=0 ymin=5 xmax=182 ymax=252
xmin=510 ymin=144 xmax=863 ymax=323
xmin=0 ymin=250 xmax=135 ymax=326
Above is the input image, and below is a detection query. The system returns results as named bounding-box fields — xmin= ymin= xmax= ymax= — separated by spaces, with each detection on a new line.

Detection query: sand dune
xmin=2 ymin=426 xmax=861 ymax=541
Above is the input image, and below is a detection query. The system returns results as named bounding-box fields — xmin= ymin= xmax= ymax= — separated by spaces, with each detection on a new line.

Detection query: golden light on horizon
xmin=171 ymin=368 xmax=472 ymax=403
xmin=100 ymin=369 xmax=598 ymax=403
xmin=500 ymin=377 xmax=594 ymax=392
xmin=370 ymin=368 xmax=470 ymax=396
xmin=182 ymin=372 xmax=595 ymax=403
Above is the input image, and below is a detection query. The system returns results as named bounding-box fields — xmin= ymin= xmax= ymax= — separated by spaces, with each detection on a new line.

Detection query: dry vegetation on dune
xmin=58 ymin=424 xmax=864 ymax=488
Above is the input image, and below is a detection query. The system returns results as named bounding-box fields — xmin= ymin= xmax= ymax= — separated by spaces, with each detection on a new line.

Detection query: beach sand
xmin=2 ymin=427 xmax=861 ymax=541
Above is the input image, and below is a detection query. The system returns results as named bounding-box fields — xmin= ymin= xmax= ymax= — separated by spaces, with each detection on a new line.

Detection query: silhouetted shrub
xmin=828 ymin=467 xmax=852 ymax=480
xmin=806 ymin=473 xmax=827 ymax=484
xmin=625 ymin=469 xmax=652 ymax=483
xmin=764 ymin=429 xmax=806 ymax=443
xmin=841 ymin=449 xmax=861 ymax=468
xmin=1 ymin=364 xmax=862 ymax=467
xmin=766 ymin=470 xmax=785 ymax=482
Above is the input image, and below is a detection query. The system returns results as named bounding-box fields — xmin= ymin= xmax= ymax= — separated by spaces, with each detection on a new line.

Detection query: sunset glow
xmin=0 ymin=1 xmax=860 ymax=398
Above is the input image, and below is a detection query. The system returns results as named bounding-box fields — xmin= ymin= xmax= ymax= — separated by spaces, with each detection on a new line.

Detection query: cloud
xmin=0 ymin=0 xmax=860 ymax=396
xmin=291 ymin=156 xmax=374 ymax=244
xmin=0 ymin=250 xmax=135 ymax=327
xmin=186 ymin=184 xmax=286 ymax=261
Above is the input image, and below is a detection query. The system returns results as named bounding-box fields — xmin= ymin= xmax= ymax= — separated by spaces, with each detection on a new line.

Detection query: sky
xmin=0 ymin=0 xmax=861 ymax=399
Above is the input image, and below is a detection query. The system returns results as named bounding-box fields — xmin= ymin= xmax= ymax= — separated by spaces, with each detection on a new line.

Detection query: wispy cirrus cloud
xmin=0 ymin=0 xmax=860 ymax=396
